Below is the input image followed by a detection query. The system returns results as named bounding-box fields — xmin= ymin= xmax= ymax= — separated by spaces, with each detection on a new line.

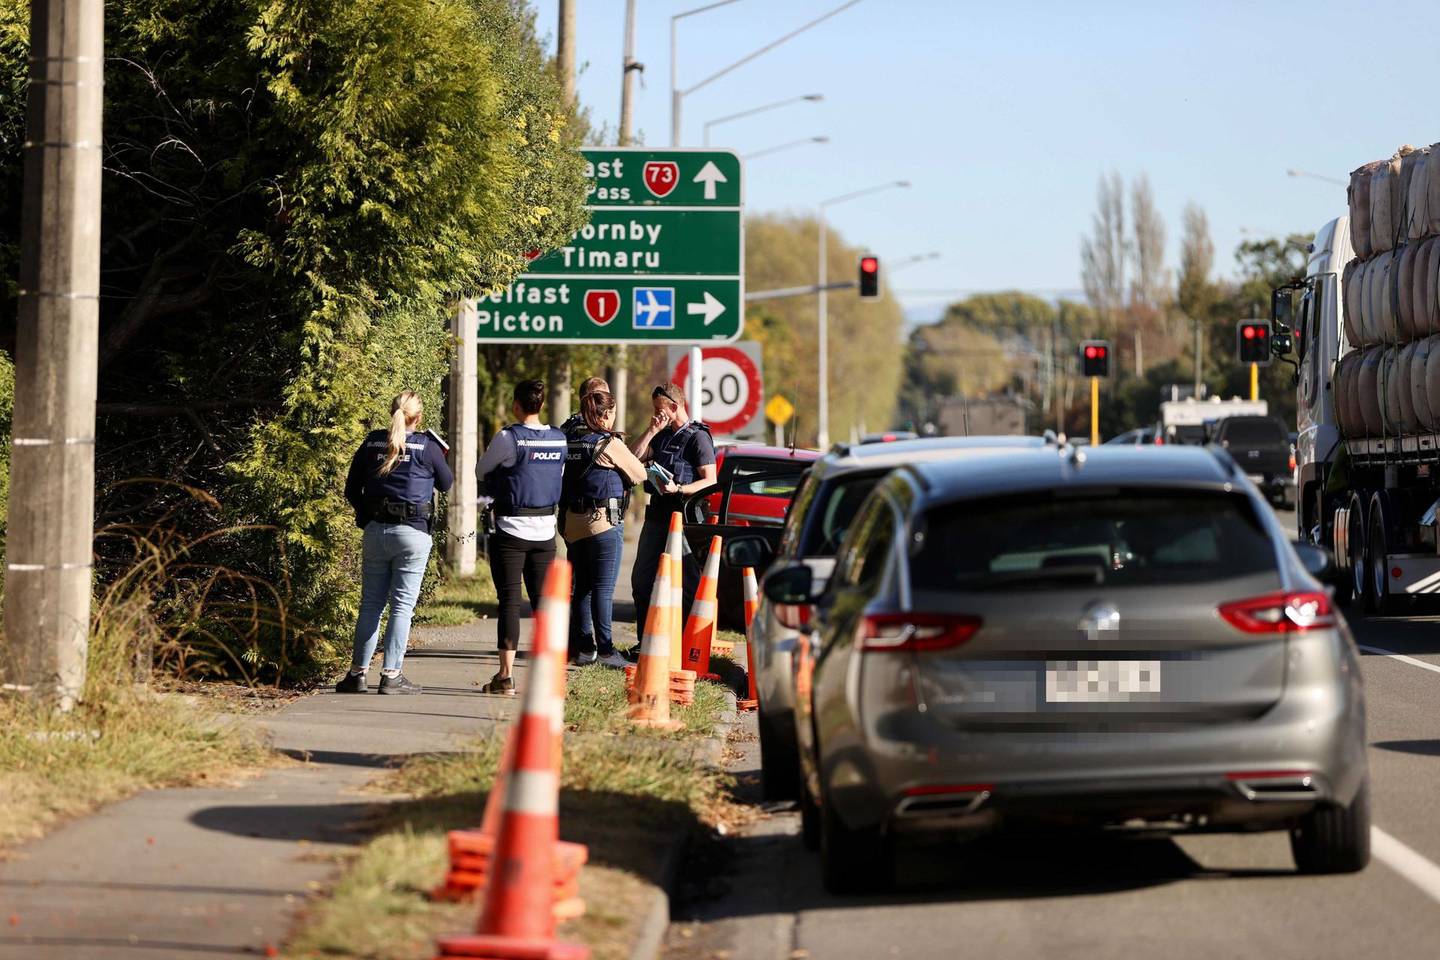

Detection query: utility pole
xmin=445 ymin=301 xmax=478 ymax=575
xmin=548 ymin=0 xmax=577 ymax=427
xmin=1193 ymin=315 xmax=1204 ymax=398
xmin=609 ymin=0 xmax=639 ymax=434
xmin=3 ymin=0 xmax=104 ymax=708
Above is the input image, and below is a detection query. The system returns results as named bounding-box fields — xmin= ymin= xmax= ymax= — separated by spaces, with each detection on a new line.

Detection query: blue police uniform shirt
xmin=344 ymin=429 xmax=454 ymax=532
xmin=645 ymin=421 xmax=715 ymax=501
xmin=488 ymin=423 xmax=566 ymax=515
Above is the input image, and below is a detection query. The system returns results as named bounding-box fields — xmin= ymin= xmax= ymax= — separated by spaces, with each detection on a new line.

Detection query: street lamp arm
xmin=684 ymin=0 xmax=863 ymax=96
xmin=820 ymin=179 xmax=910 ymax=209
xmin=705 ymin=94 xmax=822 ymax=131
xmin=744 ymin=136 xmax=829 ymax=160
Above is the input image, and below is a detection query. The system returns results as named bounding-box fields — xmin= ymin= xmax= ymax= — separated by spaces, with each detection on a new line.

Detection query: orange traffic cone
xmin=683 ymin=536 xmax=723 ymax=680
xmin=434 ymin=561 xmax=590 ymax=960
xmin=738 ymin=566 xmax=760 ymax=711
xmin=666 ymin=511 xmax=686 ymax=668
xmin=628 ymin=553 xmax=683 ymax=731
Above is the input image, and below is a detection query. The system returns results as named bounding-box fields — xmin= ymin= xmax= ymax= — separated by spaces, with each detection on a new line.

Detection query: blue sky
xmin=531 ymin=0 xmax=1440 ymax=322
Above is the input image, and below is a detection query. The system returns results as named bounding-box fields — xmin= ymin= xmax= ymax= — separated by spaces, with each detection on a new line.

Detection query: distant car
xmin=1105 ymin=426 xmax=1162 ymax=446
xmin=859 ymin=431 xmax=919 ymax=444
xmin=683 ymin=443 xmax=821 ymax=628
xmin=746 ymin=436 xmax=1048 ymax=800
xmin=1211 ymin=415 xmax=1295 ymax=508
xmin=770 ymin=444 xmax=1368 ymax=894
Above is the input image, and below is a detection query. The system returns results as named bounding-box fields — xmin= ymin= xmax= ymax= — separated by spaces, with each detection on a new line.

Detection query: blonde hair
xmin=379 ymin=391 xmax=423 ymax=476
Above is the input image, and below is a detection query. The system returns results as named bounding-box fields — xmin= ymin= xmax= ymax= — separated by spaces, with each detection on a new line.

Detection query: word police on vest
xmin=476 ymin=282 xmax=571 ymax=334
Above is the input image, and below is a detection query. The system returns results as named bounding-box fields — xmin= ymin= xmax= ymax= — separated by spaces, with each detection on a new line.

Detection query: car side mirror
xmin=763 ymin=564 xmax=815 ymax=605
xmin=1293 ymin=541 xmax=1339 ymax=587
xmin=1271 ymin=287 xmax=1294 ymax=326
xmin=725 ymin=536 xmax=773 ymax=569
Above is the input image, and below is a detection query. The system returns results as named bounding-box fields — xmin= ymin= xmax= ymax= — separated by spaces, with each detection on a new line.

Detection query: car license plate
xmin=1045 ymin=660 xmax=1161 ymax=703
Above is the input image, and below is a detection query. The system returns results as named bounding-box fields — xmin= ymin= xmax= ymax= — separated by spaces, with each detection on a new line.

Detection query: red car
xmin=686 ymin=443 xmax=821 ymax=628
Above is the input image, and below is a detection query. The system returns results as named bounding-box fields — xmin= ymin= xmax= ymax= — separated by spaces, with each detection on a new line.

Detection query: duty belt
xmin=364 ymin=497 xmax=433 ymax=522
xmin=567 ymin=496 xmax=624 ymax=513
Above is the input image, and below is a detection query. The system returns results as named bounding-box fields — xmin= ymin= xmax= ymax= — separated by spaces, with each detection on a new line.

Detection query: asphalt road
xmin=664 ymin=506 xmax=1440 ymax=959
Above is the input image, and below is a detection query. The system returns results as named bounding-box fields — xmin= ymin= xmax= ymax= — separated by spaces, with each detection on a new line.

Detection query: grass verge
xmin=414 ymin=569 xmax=498 ymax=627
xmin=286 ymin=667 xmax=732 ymax=960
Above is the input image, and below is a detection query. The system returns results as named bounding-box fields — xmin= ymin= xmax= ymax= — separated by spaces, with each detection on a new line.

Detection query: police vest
xmin=650 ymin=421 xmax=711 ymax=487
xmin=563 ymin=431 xmax=626 ymax=506
xmin=490 ymin=424 xmax=566 ymax=516
xmin=361 ymin=430 xmax=436 ymax=505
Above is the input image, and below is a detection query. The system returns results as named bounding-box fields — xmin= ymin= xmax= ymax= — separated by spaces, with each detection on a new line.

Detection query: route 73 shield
xmin=584 ymin=289 xmax=621 ymax=326
xmin=643 ymin=161 xmax=680 ymax=198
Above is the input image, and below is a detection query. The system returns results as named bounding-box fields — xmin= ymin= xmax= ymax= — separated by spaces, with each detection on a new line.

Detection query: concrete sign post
xmin=477 ymin=148 xmax=743 ymax=344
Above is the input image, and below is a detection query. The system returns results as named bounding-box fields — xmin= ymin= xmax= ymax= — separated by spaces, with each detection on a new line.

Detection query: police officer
xmin=338 ymin=390 xmax=453 ymax=695
xmin=560 ymin=376 xmax=610 ymax=440
xmin=629 ymin=383 xmax=717 ymax=646
xmin=477 ymin=379 xmax=566 ymax=695
xmin=563 ymin=390 xmax=646 ymax=666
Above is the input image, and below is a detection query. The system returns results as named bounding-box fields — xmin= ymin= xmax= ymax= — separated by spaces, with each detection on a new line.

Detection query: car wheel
xmin=1368 ymin=499 xmax=1397 ymax=617
xmin=799 ymin=779 xmax=821 ymax=851
xmin=1290 ymin=778 xmax=1371 ymax=875
xmin=759 ymin=712 xmax=800 ymax=801
xmin=820 ymin=792 xmax=893 ymax=895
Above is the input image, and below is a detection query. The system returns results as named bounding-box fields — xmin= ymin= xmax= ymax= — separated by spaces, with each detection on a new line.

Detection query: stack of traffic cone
xmin=737 ymin=566 xmax=761 ymax=711
xmin=682 ymin=536 xmax=723 ymax=681
xmin=666 ymin=512 xmax=698 ymax=702
xmin=432 ymin=563 xmax=590 ymax=959
xmin=628 ymin=550 xmax=683 ymax=731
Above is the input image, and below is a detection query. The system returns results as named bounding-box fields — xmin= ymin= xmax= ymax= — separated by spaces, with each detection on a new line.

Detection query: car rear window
xmin=800 ymin=473 xmax=885 ymax=556
xmin=1221 ymin=419 xmax=1287 ymax=446
xmin=911 ymin=490 xmax=1275 ymax=591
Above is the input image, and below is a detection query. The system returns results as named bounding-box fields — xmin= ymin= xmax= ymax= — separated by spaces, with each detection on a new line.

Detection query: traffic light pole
xmin=1250 ymin=362 xmax=1258 ymax=402
xmin=1090 ymin=376 xmax=1100 ymax=447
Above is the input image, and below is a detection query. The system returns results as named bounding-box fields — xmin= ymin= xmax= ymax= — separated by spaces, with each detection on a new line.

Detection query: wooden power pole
xmin=548 ymin=0 xmax=578 ymax=427
xmin=445 ymin=301 xmax=478 ymax=575
xmin=3 ymin=0 xmax=105 ymax=707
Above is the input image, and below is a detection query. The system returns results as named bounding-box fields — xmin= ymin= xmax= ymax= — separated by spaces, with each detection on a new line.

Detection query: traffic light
xmin=1079 ymin=340 xmax=1110 ymax=378
xmin=1237 ymin=320 xmax=1272 ymax=365
xmin=858 ymin=255 xmax=880 ymax=299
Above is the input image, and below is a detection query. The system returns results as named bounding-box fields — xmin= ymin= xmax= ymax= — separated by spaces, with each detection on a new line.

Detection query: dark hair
xmin=579 ymin=376 xmax=610 ymax=399
xmin=652 ymin=382 xmax=686 ymax=409
xmin=514 ymin=379 xmax=546 ymax=415
xmin=582 ymin=390 xmax=618 ymax=434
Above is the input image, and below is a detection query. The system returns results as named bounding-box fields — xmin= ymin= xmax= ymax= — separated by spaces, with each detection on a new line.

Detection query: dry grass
xmin=285 ymin=669 xmax=731 ymax=960
xmin=413 ymin=570 xmax=498 ymax=627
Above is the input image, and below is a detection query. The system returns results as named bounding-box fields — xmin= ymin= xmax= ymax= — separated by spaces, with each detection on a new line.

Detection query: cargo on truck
xmin=1271 ymin=141 xmax=1440 ymax=614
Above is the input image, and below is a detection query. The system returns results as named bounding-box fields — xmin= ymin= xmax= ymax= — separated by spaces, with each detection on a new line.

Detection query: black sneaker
xmin=481 ymin=672 xmax=516 ymax=696
xmin=570 ymin=652 xmax=598 ymax=666
xmin=377 ymin=674 xmax=422 ymax=695
xmin=620 ymin=646 xmax=641 ymax=663
xmin=335 ymin=672 xmax=367 ymax=694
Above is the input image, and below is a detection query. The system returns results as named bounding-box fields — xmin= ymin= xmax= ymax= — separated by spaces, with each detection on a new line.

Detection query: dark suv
xmin=768 ymin=445 xmax=1367 ymax=894
xmin=1211 ymin=415 xmax=1295 ymax=508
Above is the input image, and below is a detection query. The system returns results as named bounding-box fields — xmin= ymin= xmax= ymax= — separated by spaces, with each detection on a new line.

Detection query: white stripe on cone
xmin=690 ymin=598 xmax=717 ymax=621
xmin=505 ymin=769 xmax=561 ymax=816
xmin=641 ymin=561 xmax=673 ymax=657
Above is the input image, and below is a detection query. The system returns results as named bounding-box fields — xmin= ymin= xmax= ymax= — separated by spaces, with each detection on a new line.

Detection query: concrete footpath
xmin=0 ymin=539 xmax=650 ymax=959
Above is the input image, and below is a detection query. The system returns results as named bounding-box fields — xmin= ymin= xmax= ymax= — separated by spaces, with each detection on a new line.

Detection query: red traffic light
xmin=860 ymin=256 xmax=878 ymax=274
xmin=1084 ymin=345 xmax=1097 ymax=359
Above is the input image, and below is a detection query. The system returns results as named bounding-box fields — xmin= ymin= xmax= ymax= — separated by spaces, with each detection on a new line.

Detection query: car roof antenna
xmin=789 ymin=415 xmax=798 ymax=456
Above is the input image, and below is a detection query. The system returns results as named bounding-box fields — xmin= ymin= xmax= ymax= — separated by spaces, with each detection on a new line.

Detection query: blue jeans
xmin=569 ymin=525 xmax=623 ymax=657
xmin=350 ymin=522 xmax=433 ymax=674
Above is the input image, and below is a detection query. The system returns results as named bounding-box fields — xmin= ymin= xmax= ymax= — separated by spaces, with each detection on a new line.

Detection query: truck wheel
xmin=1369 ymin=496 xmax=1398 ymax=616
xmin=1290 ymin=778 xmax=1371 ymax=875
xmin=820 ymin=792 xmax=893 ymax=895
xmin=1347 ymin=493 xmax=1371 ymax=613
xmin=1323 ymin=491 xmax=1353 ymax=606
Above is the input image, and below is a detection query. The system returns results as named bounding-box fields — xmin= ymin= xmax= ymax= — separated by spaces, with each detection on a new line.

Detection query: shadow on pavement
xmin=279 ymin=748 xmax=403 ymax=768
xmin=1372 ymin=738 xmax=1440 ymax=757
xmin=189 ymin=799 xmax=377 ymax=846
xmin=1349 ymin=609 xmax=1440 ymax=656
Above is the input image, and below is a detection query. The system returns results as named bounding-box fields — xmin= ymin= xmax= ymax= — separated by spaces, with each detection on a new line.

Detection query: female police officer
xmin=338 ymin=390 xmax=453 ymax=695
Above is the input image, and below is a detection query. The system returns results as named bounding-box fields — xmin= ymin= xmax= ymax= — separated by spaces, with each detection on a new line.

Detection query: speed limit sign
xmin=668 ymin=342 xmax=764 ymax=438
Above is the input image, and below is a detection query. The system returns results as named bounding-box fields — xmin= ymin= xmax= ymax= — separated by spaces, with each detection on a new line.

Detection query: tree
xmin=1080 ymin=172 xmax=1127 ymax=331
xmin=0 ymin=0 xmax=590 ymax=680
xmin=1177 ymin=203 xmax=1218 ymax=387
xmin=1129 ymin=174 xmax=1169 ymax=316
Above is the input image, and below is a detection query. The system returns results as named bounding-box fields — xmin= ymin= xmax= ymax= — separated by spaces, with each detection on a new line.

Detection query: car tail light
xmin=859 ymin=612 xmax=981 ymax=652
xmin=1217 ymin=591 xmax=1334 ymax=634
xmin=1289 ymin=451 xmax=1297 ymax=472
xmin=776 ymin=603 xmax=811 ymax=630
xmin=1154 ymin=434 xmax=1164 ymax=445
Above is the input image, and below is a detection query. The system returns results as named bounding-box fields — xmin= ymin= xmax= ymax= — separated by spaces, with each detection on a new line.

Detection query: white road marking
xmin=1357 ymin=644 xmax=1440 ymax=676
xmin=1373 ymin=827 xmax=1440 ymax=906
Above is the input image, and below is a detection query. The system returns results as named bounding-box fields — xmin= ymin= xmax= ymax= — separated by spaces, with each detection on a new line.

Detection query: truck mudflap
xmin=1387 ymin=555 xmax=1440 ymax=595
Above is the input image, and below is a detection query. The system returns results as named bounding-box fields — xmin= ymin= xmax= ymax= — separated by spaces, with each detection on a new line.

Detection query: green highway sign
xmin=478 ymin=147 xmax=743 ymax=344
xmin=475 ymin=278 xmax=740 ymax=342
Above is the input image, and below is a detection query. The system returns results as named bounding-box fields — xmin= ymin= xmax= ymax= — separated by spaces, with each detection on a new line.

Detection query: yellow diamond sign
xmin=765 ymin=394 xmax=795 ymax=426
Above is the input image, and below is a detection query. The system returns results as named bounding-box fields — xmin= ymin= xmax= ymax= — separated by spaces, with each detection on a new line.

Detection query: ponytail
xmin=378 ymin=391 xmax=423 ymax=476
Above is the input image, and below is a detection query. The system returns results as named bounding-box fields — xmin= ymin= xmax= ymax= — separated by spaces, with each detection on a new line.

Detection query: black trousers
xmin=487 ymin=530 xmax=557 ymax=652
xmin=631 ymin=506 xmax=700 ymax=640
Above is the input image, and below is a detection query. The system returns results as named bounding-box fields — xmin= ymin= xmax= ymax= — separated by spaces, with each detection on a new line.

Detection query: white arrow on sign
xmin=686 ymin=291 xmax=726 ymax=326
xmin=693 ymin=160 xmax=727 ymax=201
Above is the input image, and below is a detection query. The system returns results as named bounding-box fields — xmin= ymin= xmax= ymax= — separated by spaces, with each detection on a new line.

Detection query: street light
xmin=704 ymin=93 xmax=823 ymax=146
xmin=671 ymin=0 xmax=862 ymax=146
xmin=817 ymin=179 xmax=911 ymax=448
xmin=1287 ymin=168 xmax=1346 ymax=187
xmin=743 ymin=135 xmax=829 ymax=160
